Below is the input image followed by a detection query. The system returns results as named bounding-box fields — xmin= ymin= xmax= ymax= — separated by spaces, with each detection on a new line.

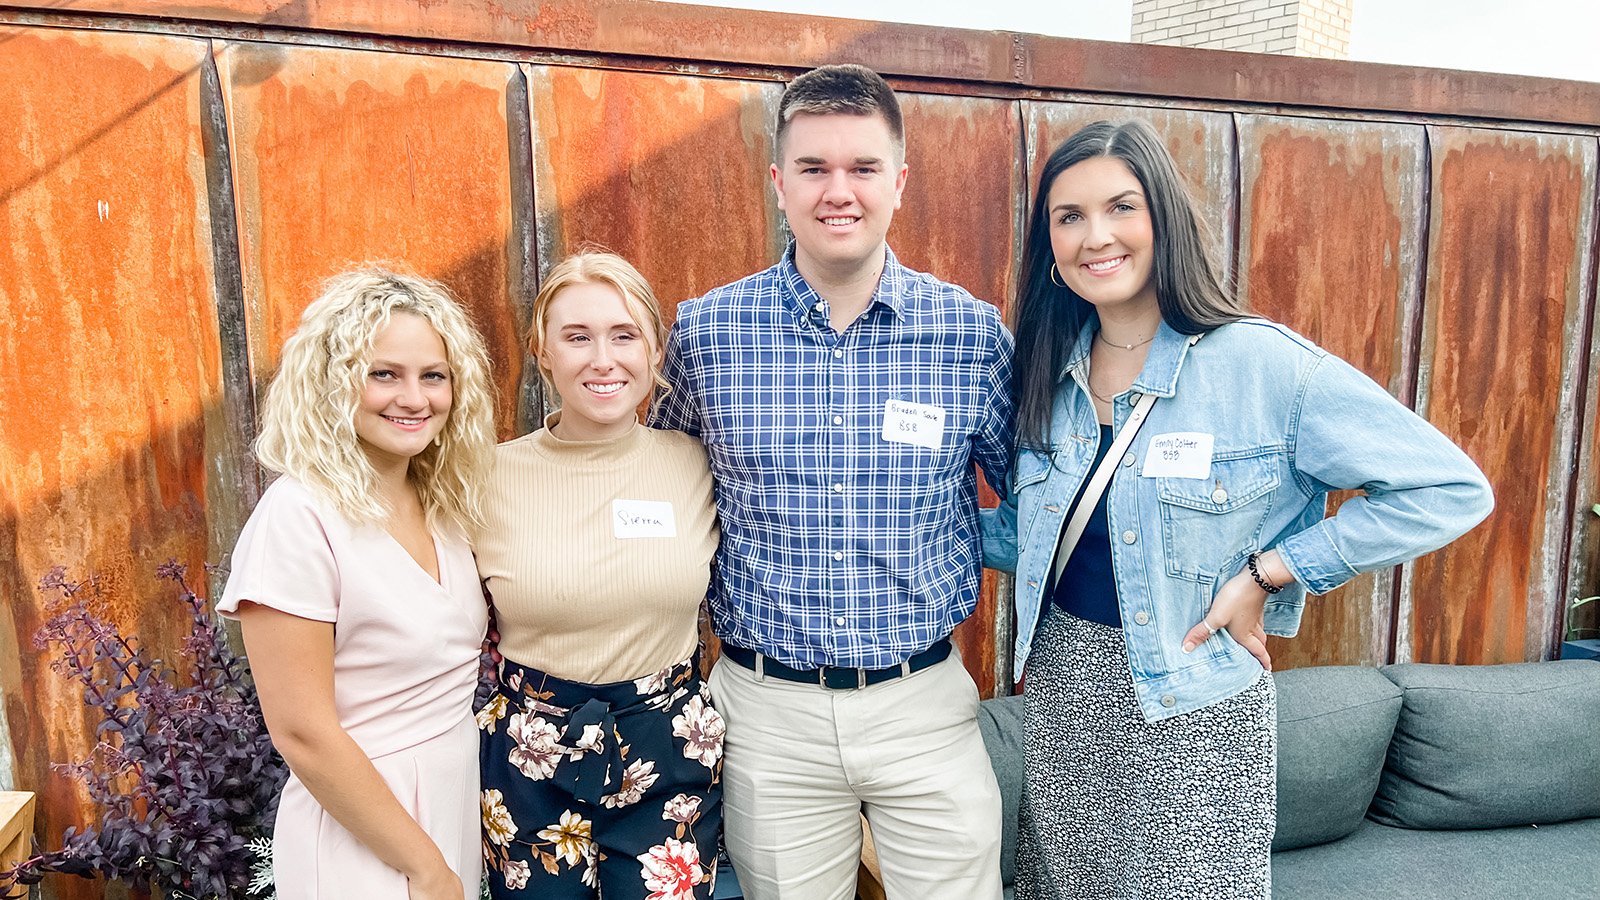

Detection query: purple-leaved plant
xmin=0 ymin=562 xmax=288 ymax=900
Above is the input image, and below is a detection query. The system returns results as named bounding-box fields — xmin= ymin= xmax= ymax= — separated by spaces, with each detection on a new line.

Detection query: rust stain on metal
xmin=1237 ymin=116 xmax=1428 ymax=669
xmin=1023 ymin=102 xmax=1237 ymax=270
xmin=217 ymin=40 xmax=526 ymax=439
xmin=0 ymin=26 xmax=228 ymax=899
xmin=1408 ymin=127 xmax=1596 ymax=665
xmin=526 ymin=65 xmax=783 ymax=319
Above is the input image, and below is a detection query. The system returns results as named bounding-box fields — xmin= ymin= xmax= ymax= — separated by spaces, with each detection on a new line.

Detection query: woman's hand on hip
xmin=1182 ymin=564 xmax=1274 ymax=671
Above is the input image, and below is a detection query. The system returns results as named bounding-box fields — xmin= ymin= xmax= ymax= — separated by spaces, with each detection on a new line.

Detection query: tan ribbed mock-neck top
xmin=473 ymin=412 xmax=719 ymax=684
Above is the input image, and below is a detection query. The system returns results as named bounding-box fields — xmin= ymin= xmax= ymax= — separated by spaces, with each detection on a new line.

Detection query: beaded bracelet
xmin=1247 ymin=551 xmax=1282 ymax=594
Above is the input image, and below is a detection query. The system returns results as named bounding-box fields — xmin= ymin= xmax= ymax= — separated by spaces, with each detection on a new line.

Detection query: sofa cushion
xmin=1271 ymin=666 xmax=1402 ymax=851
xmin=1372 ymin=660 xmax=1600 ymax=829
xmin=977 ymin=695 xmax=1024 ymax=887
xmin=1271 ymin=816 xmax=1600 ymax=900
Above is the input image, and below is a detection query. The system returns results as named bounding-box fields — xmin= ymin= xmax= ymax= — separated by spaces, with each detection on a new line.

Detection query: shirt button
xmin=1212 ymin=488 xmax=1228 ymax=504
xmin=1122 ymin=453 xmax=1135 ymax=467
xmin=1161 ymin=694 xmax=1177 ymax=708
xmin=833 ymin=349 xmax=844 ymax=359
xmin=833 ymin=415 xmax=844 ymax=426
xmin=1121 ymin=530 xmax=1137 ymax=544
xmin=1133 ymin=611 xmax=1150 ymax=626
xmin=832 ymin=483 xmax=844 ymax=493
xmin=834 ymin=616 xmax=846 ymax=626
xmin=832 ymin=551 xmax=844 ymax=561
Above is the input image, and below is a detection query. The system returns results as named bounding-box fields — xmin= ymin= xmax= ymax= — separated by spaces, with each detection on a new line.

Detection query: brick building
xmin=1131 ymin=0 xmax=1352 ymax=58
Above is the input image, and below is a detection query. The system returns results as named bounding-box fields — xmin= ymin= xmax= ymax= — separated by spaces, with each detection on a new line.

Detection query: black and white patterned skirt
xmin=1017 ymin=607 xmax=1277 ymax=900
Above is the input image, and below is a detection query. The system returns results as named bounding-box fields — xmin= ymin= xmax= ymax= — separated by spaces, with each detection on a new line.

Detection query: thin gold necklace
xmin=1097 ymin=330 xmax=1155 ymax=351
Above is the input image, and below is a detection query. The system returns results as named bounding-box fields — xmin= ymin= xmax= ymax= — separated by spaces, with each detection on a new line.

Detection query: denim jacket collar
xmin=1062 ymin=318 xmax=1202 ymax=398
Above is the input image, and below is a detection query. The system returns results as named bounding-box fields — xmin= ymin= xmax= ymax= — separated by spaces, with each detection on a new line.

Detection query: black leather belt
xmin=720 ymin=639 xmax=952 ymax=690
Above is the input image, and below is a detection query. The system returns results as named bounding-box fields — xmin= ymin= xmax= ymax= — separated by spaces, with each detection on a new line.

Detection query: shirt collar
xmin=1063 ymin=318 xmax=1202 ymax=398
xmin=780 ymin=243 xmax=907 ymax=324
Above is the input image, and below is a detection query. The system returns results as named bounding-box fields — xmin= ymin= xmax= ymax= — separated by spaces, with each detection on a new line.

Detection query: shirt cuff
xmin=1276 ymin=522 xmax=1358 ymax=596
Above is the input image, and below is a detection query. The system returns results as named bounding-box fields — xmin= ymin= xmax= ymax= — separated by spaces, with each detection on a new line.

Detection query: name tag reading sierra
xmin=881 ymin=400 xmax=947 ymax=450
xmin=612 ymin=499 xmax=677 ymax=539
xmin=1140 ymin=432 xmax=1214 ymax=480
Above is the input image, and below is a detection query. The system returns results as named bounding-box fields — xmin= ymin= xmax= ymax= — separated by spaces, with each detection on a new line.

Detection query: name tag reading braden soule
xmin=1140 ymin=432 xmax=1214 ymax=480
xmin=881 ymin=400 xmax=946 ymax=450
xmin=612 ymin=499 xmax=676 ymax=539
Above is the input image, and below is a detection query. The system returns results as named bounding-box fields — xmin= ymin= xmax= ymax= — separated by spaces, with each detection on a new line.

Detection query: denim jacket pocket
xmin=1156 ymin=449 xmax=1283 ymax=581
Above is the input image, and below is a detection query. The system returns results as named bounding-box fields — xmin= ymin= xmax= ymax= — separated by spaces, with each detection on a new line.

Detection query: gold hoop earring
xmin=1049 ymin=263 xmax=1067 ymax=288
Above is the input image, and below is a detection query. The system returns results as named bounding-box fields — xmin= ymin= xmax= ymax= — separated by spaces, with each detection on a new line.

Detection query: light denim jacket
xmin=981 ymin=319 xmax=1493 ymax=722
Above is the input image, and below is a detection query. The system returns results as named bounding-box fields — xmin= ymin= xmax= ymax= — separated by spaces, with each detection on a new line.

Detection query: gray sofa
xmin=976 ymin=659 xmax=1600 ymax=899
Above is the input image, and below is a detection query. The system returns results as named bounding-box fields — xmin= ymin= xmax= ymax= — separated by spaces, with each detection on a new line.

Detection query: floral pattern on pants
xmin=480 ymin=655 xmax=723 ymax=899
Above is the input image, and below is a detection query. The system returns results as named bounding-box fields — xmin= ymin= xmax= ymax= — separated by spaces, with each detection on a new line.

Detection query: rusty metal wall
xmin=1401 ymin=127 xmax=1597 ymax=666
xmin=0 ymin=26 xmax=248 ymax=900
xmin=4 ymin=2 xmax=1600 ymax=890
xmin=1235 ymin=115 xmax=1430 ymax=669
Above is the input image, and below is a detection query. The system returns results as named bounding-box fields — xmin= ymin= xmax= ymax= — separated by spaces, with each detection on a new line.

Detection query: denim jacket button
xmin=1121 ymin=530 xmax=1137 ymax=544
xmin=1121 ymin=453 xmax=1135 ymax=467
xmin=1133 ymin=611 xmax=1150 ymax=625
xmin=1212 ymin=487 xmax=1228 ymax=504
xmin=1160 ymin=694 xmax=1177 ymax=708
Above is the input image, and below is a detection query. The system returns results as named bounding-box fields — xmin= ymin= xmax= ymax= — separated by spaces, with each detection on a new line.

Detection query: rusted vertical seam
xmin=1554 ymin=135 xmax=1600 ymax=655
xmin=507 ymin=62 xmax=543 ymax=433
xmin=1389 ymin=125 xmax=1435 ymax=666
xmin=1226 ymin=112 xmax=1242 ymax=293
xmin=199 ymin=39 xmax=258 ymax=599
xmin=991 ymin=96 xmax=1031 ymax=697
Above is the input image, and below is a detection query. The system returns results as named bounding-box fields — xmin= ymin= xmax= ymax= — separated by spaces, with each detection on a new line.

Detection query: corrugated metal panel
xmin=889 ymin=92 xmax=1025 ymax=695
xmin=1236 ymin=115 xmax=1428 ymax=669
xmin=0 ymin=27 xmax=233 ymax=900
xmin=526 ymin=65 xmax=783 ymax=317
xmin=216 ymin=40 xmax=531 ymax=435
xmin=1402 ymin=127 xmax=1598 ymax=665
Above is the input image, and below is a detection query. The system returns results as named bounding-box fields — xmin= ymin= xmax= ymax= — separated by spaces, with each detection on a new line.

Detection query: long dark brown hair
xmin=1013 ymin=119 xmax=1245 ymax=451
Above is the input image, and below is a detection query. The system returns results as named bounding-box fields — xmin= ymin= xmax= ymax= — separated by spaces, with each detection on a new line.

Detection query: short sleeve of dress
xmin=217 ymin=477 xmax=341 ymax=623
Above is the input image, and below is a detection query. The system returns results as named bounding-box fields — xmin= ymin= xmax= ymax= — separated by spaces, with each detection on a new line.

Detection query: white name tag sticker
xmin=612 ymin=499 xmax=677 ymax=539
xmin=881 ymin=400 xmax=947 ymax=450
xmin=1140 ymin=433 xmax=1215 ymax=479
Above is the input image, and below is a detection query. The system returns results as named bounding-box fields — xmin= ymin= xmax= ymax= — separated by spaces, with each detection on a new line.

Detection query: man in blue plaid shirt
xmin=650 ymin=65 xmax=1014 ymax=900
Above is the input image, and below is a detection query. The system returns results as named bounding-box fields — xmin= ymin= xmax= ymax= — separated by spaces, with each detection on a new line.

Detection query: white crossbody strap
xmin=1050 ymin=390 xmax=1158 ymax=589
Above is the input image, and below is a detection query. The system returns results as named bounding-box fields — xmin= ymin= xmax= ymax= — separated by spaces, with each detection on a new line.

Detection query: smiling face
xmin=1047 ymin=155 xmax=1160 ymax=318
xmin=771 ymin=111 xmax=908 ymax=283
xmin=539 ymin=280 xmax=661 ymax=442
xmin=353 ymin=312 xmax=452 ymax=474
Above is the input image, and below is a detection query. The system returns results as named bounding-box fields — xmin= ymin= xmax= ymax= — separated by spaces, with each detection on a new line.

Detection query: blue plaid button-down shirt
xmin=650 ymin=246 xmax=1016 ymax=669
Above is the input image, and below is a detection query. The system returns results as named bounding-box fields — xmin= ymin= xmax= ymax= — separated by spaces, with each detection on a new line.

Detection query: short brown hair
xmin=775 ymin=64 xmax=905 ymax=163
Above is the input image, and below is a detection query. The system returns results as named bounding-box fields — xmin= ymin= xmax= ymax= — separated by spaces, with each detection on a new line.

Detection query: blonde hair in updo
xmin=253 ymin=266 xmax=496 ymax=534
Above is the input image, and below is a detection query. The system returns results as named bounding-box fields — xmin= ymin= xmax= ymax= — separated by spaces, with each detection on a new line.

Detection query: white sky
xmin=654 ymin=0 xmax=1600 ymax=84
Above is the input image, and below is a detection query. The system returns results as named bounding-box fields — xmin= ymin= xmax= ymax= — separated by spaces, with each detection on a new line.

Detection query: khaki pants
xmin=708 ymin=650 xmax=1004 ymax=900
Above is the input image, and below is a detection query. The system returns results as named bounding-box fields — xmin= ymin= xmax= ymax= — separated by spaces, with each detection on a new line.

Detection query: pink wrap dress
xmin=219 ymin=476 xmax=487 ymax=900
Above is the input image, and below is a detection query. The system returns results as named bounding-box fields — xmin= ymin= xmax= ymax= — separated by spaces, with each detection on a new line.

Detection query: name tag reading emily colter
xmin=1140 ymin=432 xmax=1214 ymax=480
xmin=881 ymin=400 xmax=946 ymax=450
xmin=612 ymin=499 xmax=677 ymax=539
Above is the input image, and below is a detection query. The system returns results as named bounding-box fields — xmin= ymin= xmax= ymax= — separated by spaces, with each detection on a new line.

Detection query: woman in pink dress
xmin=219 ymin=268 xmax=497 ymax=900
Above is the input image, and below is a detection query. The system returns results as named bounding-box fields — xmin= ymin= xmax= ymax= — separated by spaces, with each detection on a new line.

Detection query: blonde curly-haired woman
xmin=219 ymin=268 xmax=497 ymax=900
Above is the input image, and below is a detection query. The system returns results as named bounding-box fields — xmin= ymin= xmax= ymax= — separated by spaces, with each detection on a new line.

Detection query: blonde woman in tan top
xmin=474 ymin=253 xmax=723 ymax=899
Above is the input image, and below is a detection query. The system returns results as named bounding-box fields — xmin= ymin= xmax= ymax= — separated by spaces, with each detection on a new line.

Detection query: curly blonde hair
xmin=254 ymin=266 xmax=496 ymax=535
xmin=529 ymin=252 xmax=670 ymax=396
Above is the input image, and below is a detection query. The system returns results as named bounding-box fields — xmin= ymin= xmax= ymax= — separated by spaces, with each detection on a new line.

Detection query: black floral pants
xmin=478 ymin=655 xmax=724 ymax=899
